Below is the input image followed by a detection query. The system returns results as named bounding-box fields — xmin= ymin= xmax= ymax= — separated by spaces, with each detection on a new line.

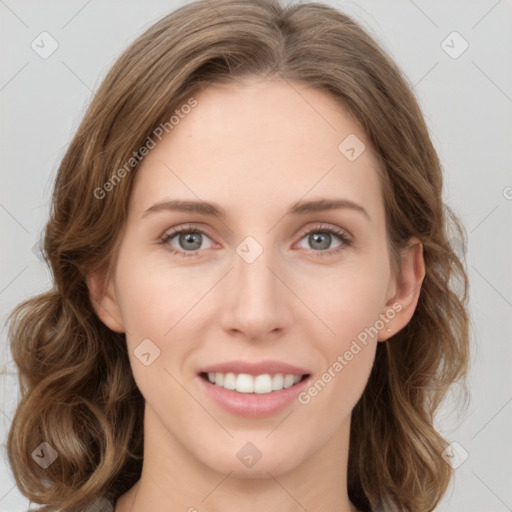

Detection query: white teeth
xmin=254 ymin=374 xmax=272 ymax=394
xmin=271 ymin=373 xmax=283 ymax=390
xmin=204 ymin=372 xmax=304 ymax=394
xmin=223 ymin=372 xmax=236 ymax=390
xmin=283 ymin=374 xmax=295 ymax=388
xmin=235 ymin=373 xmax=254 ymax=393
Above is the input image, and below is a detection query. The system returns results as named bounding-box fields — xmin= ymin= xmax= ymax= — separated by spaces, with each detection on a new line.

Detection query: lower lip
xmin=197 ymin=374 xmax=311 ymax=418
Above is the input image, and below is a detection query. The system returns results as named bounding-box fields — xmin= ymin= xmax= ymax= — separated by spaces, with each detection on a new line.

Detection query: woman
xmin=6 ymin=0 xmax=469 ymax=510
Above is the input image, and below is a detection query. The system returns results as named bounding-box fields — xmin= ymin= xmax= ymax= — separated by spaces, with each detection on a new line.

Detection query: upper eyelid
xmin=161 ymin=222 xmax=352 ymax=244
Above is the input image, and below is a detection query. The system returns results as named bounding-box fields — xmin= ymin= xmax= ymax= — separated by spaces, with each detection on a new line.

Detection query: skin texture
xmin=88 ymin=77 xmax=425 ymax=512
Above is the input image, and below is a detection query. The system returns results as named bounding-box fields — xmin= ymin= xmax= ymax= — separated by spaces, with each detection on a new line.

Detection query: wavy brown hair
xmin=5 ymin=0 xmax=470 ymax=510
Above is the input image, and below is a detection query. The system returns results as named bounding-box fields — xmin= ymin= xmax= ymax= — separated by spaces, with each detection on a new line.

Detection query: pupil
xmin=311 ymin=232 xmax=330 ymax=250
xmin=181 ymin=232 xmax=201 ymax=250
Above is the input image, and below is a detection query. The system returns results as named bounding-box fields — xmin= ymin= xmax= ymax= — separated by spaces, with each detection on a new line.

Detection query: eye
xmin=295 ymin=224 xmax=352 ymax=257
xmin=158 ymin=224 xmax=215 ymax=258
xmin=158 ymin=223 xmax=352 ymax=259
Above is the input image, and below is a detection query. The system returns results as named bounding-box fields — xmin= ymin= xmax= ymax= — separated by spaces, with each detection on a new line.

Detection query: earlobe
xmin=378 ymin=237 xmax=425 ymax=342
xmin=86 ymin=270 xmax=125 ymax=333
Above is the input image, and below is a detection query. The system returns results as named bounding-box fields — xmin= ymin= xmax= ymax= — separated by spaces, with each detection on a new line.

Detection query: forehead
xmin=130 ymin=78 xmax=384 ymax=223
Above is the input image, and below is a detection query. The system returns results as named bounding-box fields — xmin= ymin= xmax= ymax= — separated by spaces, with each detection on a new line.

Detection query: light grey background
xmin=1 ymin=0 xmax=511 ymax=510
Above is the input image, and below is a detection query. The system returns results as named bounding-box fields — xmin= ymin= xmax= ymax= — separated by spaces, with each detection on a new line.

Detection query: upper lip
xmin=199 ymin=360 xmax=310 ymax=376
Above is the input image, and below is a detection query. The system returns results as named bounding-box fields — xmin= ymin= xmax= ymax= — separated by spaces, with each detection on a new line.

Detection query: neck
xmin=115 ymin=404 xmax=359 ymax=512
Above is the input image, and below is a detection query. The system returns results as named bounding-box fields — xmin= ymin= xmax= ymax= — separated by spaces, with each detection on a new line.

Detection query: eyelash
xmin=158 ymin=223 xmax=352 ymax=259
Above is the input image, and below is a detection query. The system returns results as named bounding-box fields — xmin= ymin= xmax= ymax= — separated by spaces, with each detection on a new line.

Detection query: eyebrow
xmin=142 ymin=197 xmax=370 ymax=221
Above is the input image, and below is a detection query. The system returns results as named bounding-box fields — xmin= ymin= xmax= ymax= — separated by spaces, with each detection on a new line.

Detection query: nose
xmin=219 ymin=242 xmax=293 ymax=342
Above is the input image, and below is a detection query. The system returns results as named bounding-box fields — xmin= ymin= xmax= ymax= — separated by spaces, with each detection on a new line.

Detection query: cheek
xmin=299 ymin=287 xmax=382 ymax=418
xmin=115 ymin=245 xmax=200 ymax=336
xmin=310 ymin=259 xmax=390 ymax=342
xmin=302 ymin=259 xmax=388 ymax=402
xmin=113 ymin=253 xmax=199 ymax=391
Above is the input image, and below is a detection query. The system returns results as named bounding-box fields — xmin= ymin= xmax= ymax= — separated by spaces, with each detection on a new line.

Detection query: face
xmin=90 ymin=77 xmax=419 ymax=479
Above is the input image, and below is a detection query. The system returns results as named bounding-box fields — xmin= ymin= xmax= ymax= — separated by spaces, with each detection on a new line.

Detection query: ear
xmin=378 ymin=237 xmax=425 ymax=342
xmin=86 ymin=269 xmax=125 ymax=333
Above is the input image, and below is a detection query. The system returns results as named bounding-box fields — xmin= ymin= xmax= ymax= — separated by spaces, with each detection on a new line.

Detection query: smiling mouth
xmin=199 ymin=371 xmax=310 ymax=394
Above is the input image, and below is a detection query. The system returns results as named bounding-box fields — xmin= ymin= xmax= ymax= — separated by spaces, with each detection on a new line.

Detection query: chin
xmin=193 ymin=438 xmax=309 ymax=479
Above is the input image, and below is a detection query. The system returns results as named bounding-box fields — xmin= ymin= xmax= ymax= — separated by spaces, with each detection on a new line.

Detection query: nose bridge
xmin=222 ymin=234 xmax=290 ymax=338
